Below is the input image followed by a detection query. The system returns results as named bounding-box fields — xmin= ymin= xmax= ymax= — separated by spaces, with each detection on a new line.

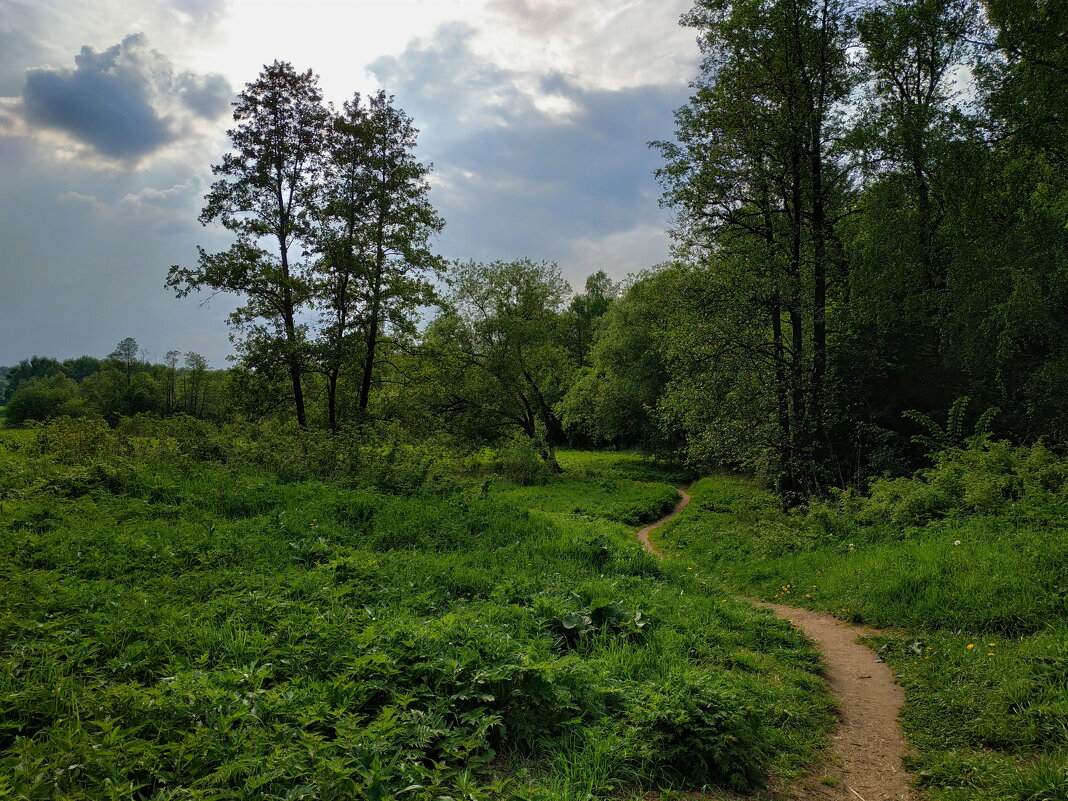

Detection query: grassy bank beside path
xmin=654 ymin=449 xmax=1068 ymax=801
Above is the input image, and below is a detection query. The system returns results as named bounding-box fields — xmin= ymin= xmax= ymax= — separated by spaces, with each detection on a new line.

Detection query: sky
xmin=0 ymin=0 xmax=698 ymax=367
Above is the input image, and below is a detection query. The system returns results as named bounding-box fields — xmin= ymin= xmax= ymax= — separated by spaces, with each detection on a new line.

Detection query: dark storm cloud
xmin=18 ymin=33 xmax=232 ymax=161
xmin=369 ymin=24 xmax=687 ymax=267
xmin=22 ymin=35 xmax=175 ymax=158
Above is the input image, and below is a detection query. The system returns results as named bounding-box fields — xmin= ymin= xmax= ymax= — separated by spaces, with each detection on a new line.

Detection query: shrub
xmin=4 ymin=374 xmax=83 ymax=426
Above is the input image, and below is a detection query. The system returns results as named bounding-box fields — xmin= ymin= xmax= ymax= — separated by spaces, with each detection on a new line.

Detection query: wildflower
xmin=988 ymin=643 xmax=996 ymax=647
xmin=967 ymin=644 xmax=975 ymax=649
xmin=987 ymin=652 xmax=994 ymax=656
xmin=953 ymin=540 xmax=961 ymax=546
xmin=687 ymin=567 xmax=693 ymax=570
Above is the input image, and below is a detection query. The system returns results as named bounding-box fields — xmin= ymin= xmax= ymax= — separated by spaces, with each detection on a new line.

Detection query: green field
xmin=655 ymin=442 xmax=1068 ymax=801
xmin=0 ymin=421 xmax=832 ymax=800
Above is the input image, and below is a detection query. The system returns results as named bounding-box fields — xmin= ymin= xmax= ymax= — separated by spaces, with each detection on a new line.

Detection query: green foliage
xmin=0 ymin=433 xmax=831 ymax=798
xmin=903 ymin=396 xmax=1001 ymax=457
xmin=417 ymin=259 xmax=573 ymax=467
xmin=659 ymin=441 xmax=1068 ymax=800
xmin=4 ymin=374 xmax=84 ymax=426
xmin=558 ymin=268 xmax=673 ymax=453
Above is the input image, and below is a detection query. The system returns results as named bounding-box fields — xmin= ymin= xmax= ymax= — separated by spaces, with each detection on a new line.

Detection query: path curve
xmin=638 ymin=489 xmax=916 ymax=801
xmin=636 ymin=487 xmax=690 ymax=556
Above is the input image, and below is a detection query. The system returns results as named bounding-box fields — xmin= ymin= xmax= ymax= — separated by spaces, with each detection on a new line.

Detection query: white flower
xmin=953 ymin=540 xmax=961 ymax=546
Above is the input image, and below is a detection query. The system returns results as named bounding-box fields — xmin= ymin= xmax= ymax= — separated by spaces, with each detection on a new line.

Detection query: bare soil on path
xmin=638 ymin=489 xmax=917 ymax=801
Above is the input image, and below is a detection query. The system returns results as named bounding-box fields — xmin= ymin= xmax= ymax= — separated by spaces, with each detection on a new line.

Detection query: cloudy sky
xmin=0 ymin=0 xmax=698 ymax=367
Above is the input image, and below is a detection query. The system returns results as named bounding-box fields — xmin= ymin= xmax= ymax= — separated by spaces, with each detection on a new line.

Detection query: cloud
xmin=370 ymin=24 xmax=686 ymax=282
xmin=10 ymin=33 xmax=232 ymax=163
xmin=482 ymin=0 xmax=696 ymax=91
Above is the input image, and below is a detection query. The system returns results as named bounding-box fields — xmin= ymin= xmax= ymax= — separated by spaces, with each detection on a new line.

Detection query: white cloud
xmin=564 ymin=222 xmax=673 ymax=284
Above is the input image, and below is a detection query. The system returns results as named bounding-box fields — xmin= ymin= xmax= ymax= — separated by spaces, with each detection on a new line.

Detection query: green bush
xmin=4 ymin=374 xmax=84 ymax=427
xmin=624 ymin=672 xmax=765 ymax=790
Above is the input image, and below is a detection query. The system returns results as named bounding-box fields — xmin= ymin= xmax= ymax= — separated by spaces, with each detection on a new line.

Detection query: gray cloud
xmin=486 ymin=0 xmax=579 ymax=36
xmin=370 ymin=23 xmax=687 ymax=280
xmin=0 ymin=134 xmax=236 ymax=366
xmin=176 ymin=71 xmax=232 ymax=118
xmin=17 ymin=33 xmax=232 ymax=161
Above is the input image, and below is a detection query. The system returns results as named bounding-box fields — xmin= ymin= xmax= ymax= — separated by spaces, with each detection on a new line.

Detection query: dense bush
xmin=658 ymin=440 xmax=1068 ymax=801
xmin=0 ymin=426 xmax=830 ymax=799
xmin=4 ymin=374 xmax=86 ymax=426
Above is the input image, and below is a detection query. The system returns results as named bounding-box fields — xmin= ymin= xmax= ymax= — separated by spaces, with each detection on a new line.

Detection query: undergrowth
xmin=0 ymin=418 xmax=831 ymax=800
xmin=656 ymin=439 xmax=1068 ymax=801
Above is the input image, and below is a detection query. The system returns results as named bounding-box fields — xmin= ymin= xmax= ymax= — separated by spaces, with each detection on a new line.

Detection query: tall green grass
xmin=656 ymin=441 xmax=1068 ymax=801
xmin=0 ymin=419 xmax=831 ymax=800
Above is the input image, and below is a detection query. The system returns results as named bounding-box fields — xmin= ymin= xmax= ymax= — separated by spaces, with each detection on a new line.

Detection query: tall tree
xmin=167 ymin=61 xmax=329 ymax=428
xmin=559 ymin=270 xmax=618 ymax=368
xmin=311 ymin=91 xmax=443 ymax=427
xmin=656 ymin=0 xmax=853 ymax=500
xmin=108 ymin=337 xmax=140 ymax=386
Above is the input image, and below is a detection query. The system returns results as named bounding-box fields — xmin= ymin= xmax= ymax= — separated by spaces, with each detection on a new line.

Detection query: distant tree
xmin=182 ymin=352 xmax=210 ymax=417
xmin=4 ymin=356 xmax=63 ymax=402
xmin=5 ymin=374 xmax=84 ymax=426
xmin=61 ymin=356 xmax=107 ymax=382
xmin=163 ymin=350 xmax=181 ymax=415
xmin=560 ymin=268 xmax=672 ymax=450
xmin=168 ymin=61 xmax=329 ymax=428
xmin=559 ymin=270 xmax=618 ymax=368
xmin=108 ymin=337 xmax=140 ymax=385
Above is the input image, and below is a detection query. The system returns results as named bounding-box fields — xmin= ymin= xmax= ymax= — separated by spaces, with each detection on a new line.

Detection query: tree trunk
xmin=358 ymin=222 xmax=386 ymax=415
xmin=327 ymin=369 xmax=339 ymax=430
xmin=279 ymin=231 xmax=307 ymax=429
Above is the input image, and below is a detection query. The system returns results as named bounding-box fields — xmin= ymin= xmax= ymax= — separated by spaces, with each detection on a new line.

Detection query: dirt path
xmin=639 ymin=489 xmax=916 ymax=801
xmin=636 ymin=487 xmax=690 ymax=555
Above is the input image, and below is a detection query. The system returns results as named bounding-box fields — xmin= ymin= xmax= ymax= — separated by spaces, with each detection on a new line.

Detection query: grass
xmin=0 ymin=420 xmax=832 ymax=800
xmin=655 ymin=441 xmax=1068 ymax=801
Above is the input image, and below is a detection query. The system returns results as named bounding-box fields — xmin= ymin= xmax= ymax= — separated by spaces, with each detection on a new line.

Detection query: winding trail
xmin=638 ymin=489 xmax=916 ymax=801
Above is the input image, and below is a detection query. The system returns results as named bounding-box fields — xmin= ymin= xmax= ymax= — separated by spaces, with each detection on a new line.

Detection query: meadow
xmin=655 ymin=440 xmax=1068 ymax=801
xmin=0 ymin=418 xmax=833 ymax=800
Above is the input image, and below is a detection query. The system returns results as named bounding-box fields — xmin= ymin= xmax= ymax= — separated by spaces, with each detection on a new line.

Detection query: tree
xmin=163 ymin=350 xmax=181 ymax=415
xmin=182 ymin=352 xmax=210 ymax=417
xmin=3 ymin=356 xmax=63 ymax=403
xmin=167 ymin=61 xmax=329 ymax=428
xmin=559 ymin=268 xmax=672 ymax=450
xmin=559 ymin=270 xmax=618 ymax=368
xmin=4 ymin=374 xmax=84 ymax=426
xmin=311 ymin=91 xmax=443 ymax=427
xmin=108 ymin=337 xmax=140 ymax=385
xmin=656 ymin=0 xmax=853 ymax=500
xmin=419 ymin=259 xmax=572 ymax=470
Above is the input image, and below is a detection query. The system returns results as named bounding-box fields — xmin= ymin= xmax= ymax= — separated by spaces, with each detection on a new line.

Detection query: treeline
xmin=11 ymin=1 xmax=1066 ymax=502
xmin=1 ymin=339 xmax=223 ymax=425
xmin=634 ymin=0 xmax=1068 ymax=499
